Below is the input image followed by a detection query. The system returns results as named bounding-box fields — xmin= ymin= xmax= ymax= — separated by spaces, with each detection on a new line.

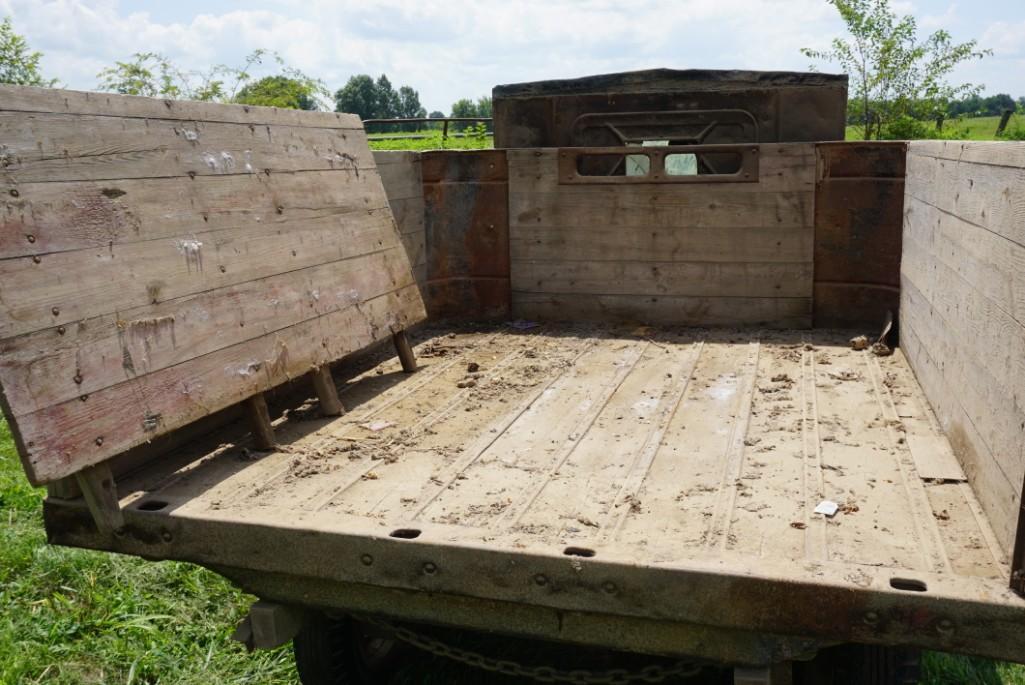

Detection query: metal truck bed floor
xmin=120 ymin=324 xmax=1005 ymax=578
xmin=49 ymin=323 xmax=1024 ymax=662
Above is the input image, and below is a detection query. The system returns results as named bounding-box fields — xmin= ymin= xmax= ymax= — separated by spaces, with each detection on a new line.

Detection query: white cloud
xmin=0 ymin=0 xmax=1020 ymax=112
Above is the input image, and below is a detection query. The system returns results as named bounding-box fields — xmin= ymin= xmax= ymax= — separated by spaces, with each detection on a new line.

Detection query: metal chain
xmin=358 ymin=616 xmax=703 ymax=684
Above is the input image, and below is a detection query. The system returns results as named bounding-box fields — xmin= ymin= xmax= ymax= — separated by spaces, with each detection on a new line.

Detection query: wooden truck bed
xmin=46 ymin=323 xmax=1022 ymax=663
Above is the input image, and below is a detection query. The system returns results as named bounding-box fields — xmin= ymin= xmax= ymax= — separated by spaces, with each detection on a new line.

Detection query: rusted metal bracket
xmin=310 ymin=365 xmax=344 ymax=416
xmin=557 ymin=144 xmax=759 ymax=185
xmin=73 ymin=462 xmax=124 ymax=535
xmin=244 ymin=392 xmax=276 ymax=450
xmin=393 ymin=330 xmax=418 ymax=373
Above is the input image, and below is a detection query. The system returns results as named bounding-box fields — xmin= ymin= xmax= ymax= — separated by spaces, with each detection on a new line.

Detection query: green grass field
xmin=3 ymin=419 xmax=1025 ymax=683
xmin=845 ymin=114 xmax=1025 ymax=141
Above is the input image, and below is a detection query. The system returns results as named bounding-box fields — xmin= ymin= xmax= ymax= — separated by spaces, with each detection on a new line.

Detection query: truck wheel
xmin=794 ymin=644 xmax=921 ymax=685
xmin=293 ymin=613 xmax=409 ymax=685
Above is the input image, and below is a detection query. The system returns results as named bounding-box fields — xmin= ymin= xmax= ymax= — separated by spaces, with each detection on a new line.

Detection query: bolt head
xmin=533 ymin=574 xmax=548 ymax=587
xmin=422 ymin=562 xmax=437 ymax=575
xmin=360 ymin=554 xmax=373 ymax=566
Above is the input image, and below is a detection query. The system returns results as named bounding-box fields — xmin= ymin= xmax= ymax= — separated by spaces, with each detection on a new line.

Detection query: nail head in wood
xmin=310 ymin=365 xmax=344 ymax=416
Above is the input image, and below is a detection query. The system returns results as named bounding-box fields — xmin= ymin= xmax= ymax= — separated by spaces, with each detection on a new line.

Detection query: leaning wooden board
xmin=0 ymin=85 xmax=427 ymax=484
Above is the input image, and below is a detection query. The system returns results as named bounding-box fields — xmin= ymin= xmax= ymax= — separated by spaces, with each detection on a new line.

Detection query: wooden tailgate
xmin=0 ymin=86 xmax=426 ymax=485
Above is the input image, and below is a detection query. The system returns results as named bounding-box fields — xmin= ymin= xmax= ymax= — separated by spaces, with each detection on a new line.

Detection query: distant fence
xmin=363 ymin=117 xmax=493 ymax=141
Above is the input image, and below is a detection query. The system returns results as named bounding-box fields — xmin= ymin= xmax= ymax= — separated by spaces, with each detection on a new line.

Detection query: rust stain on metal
xmin=813 ymin=142 xmax=906 ymax=329
xmin=421 ymin=151 xmax=510 ymax=319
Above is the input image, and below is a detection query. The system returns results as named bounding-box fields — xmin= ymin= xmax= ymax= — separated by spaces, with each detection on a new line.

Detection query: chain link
xmin=359 ymin=616 xmax=703 ymax=684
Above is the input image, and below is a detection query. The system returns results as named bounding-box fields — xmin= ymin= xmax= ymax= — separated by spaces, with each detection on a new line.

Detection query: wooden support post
xmin=310 ymin=365 xmax=344 ymax=416
xmin=47 ymin=476 xmax=82 ymax=500
xmin=74 ymin=462 xmax=124 ymax=535
xmin=245 ymin=392 xmax=276 ymax=450
xmin=392 ymin=329 xmax=417 ymax=373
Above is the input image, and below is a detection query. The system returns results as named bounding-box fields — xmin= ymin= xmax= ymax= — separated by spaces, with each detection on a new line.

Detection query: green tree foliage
xmin=97 ymin=52 xmax=185 ymax=98
xmin=334 ymin=74 xmax=426 ymax=131
xmin=475 ymin=96 xmax=493 ymax=119
xmin=334 ymin=74 xmax=379 ymax=119
xmin=235 ymin=75 xmax=320 ymax=110
xmin=947 ymin=93 xmax=1017 ymax=118
xmin=97 ymin=50 xmax=325 ymax=108
xmin=0 ymin=16 xmax=56 ymax=86
xmin=802 ymin=0 xmax=990 ymax=139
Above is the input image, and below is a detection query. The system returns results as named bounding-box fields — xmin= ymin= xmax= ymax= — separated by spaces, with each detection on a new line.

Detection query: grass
xmin=368 ymin=129 xmax=494 ymax=151
xmin=845 ymin=114 xmax=1025 ymax=141
xmin=3 ymin=418 xmax=1025 ymax=683
xmin=0 ymin=419 xmax=298 ymax=685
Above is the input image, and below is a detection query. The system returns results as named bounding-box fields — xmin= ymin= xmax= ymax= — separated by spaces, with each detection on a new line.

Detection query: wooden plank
xmin=511 ymin=225 xmax=812 ymax=264
xmin=509 ymin=188 xmax=814 ymax=229
xmin=0 ymin=207 xmax=399 ymax=339
xmin=903 ymin=195 xmax=1025 ymax=325
xmin=909 ymin=140 xmax=1025 ymax=170
xmin=0 ymin=87 xmax=427 ymax=485
xmin=900 ymin=311 xmax=1019 ymax=549
xmin=1 ymin=170 xmax=387 ymax=259
xmin=508 ymin=147 xmax=814 ymax=326
xmin=0 ymin=248 xmax=413 ymax=413
xmin=16 ymin=284 xmax=424 ymax=483
xmin=901 ymin=231 xmax=1025 ymax=419
xmin=511 ymin=261 xmax=812 ymax=298
xmin=906 ymin=434 xmax=967 ymax=482
xmin=906 ymin=150 xmax=1025 ymax=247
xmin=0 ymin=112 xmax=374 ymax=183
xmin=0 ymin=83 xmax=362 ymax=129
xmin=373 ymin=151 xmax=424 ymax=201
xmin=511 ymin=292 xmax=811 ymax=327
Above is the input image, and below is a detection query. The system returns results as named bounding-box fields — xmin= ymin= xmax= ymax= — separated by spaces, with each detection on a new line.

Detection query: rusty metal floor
xmin=116 ymin=324 xmax=1007 ymax=582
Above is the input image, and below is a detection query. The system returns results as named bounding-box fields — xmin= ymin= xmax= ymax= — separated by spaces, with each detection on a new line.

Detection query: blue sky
xmin=2 ymin=0 xmax=1022 ymax=112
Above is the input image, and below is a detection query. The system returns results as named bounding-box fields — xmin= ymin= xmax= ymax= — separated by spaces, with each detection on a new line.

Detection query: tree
xmin=375 ymin=74 xmax=400 ymax=119
xmin=450 ymin=98 xmax=477 ymax=131
xmin=235 ymin=75 xmax=319 ymax=110
xmin=334 ymin=74 xmax=379 ymax=119
xmin=97 ymin=52 xmax=184 ymax=98
xmin=802 ymin=0 xmax=990 ymax=139
xmin=475 ymin=96 xmax=493 ymax=119
xmin=96 ymin=50 xmax=325 ymax=107
xmin=0 ymin=16 xmax=56 ymax=86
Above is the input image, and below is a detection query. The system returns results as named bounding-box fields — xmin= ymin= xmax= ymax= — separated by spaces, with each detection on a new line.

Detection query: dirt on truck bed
xmin=115 ymin=323 xmax=1006 ymax=582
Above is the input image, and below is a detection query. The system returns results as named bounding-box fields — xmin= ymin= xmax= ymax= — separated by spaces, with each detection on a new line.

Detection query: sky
xmin=1 ymin=0 xmax=1023 ymax=113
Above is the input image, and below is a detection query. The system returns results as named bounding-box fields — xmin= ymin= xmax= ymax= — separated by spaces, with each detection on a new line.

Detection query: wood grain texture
xmin=901 ymin=142 xmax=1025 ymax=554
xmin=0 ymin=112 xmax=373 ymax=184
xmin=373 ymin=151 xmax=426 ymax=283
xmin=508 ymin=146 xmax=815 ymax=326
xmin=0 ymin=86 xmax=426 ymax=484
xmin=0 ymin=83 xmax=362 ymax=128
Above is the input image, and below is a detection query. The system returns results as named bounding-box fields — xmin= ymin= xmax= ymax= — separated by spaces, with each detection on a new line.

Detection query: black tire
xmin=794 ymin=644 xmax=921 ymax=685
xmin=293 ymin=613 xmax=410 ymax=685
